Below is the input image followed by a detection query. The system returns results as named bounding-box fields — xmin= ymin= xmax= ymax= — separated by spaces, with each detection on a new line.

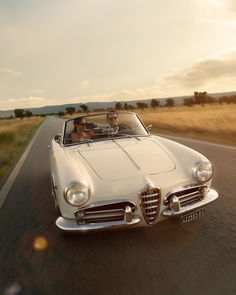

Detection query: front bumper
xmin=56 ymin=215 xmax=141 ymax=232
xmin=162 ymin=188 xmax=218 ymax=217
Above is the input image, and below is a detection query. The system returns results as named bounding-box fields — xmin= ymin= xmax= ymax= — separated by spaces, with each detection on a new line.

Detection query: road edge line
xmin=0 ymin=120 xmax=45 ymax=208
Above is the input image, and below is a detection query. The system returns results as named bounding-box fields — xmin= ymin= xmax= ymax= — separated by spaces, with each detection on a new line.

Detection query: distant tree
xmin=25 ymin=110 xmax=33 ymax=118
xmin=123 ymin=102 xmax=129 ymax=110
xmin=80 ymin=104 xmax=89 ymax=113
xmin=115 ymin=102 xmax=123 ymax=110
xmin=232 ymin=95 xmax=236 ymax=104
xmin=123 ymin=103 xmax=135 ymax=110
xmin=66 ymin=107 xmax=75 ymax=115
xmin=151 ymin=99 xmax=160 ymax=110
xmin=165 ymin=99 xmax=175 ymax=109
xmin=127 ymin=104 xmax=135 ymax=110
xmin=207 ymin=96 xmax=216 ymax=106
xmin=107 ymin=107 xmax=115 ymax=112
xmin=136 ymin=102 xmax=148 ymax=110
xmin=194 ymin=91 xmax=208 ymax=105
xmin=14 ymin=109 xmax=25 ymax=120
xmin=58 ymin=111 xmax=65 ymax=117
xmin=183 ymin=98 xmax=194 ymax=107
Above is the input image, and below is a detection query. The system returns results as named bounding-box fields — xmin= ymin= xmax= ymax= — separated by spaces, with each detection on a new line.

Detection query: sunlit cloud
xmin=32 ymin=89 xmax=44 ymax=94
xmin=1 ymin=49 xmax=236 ymax=110
xmin=65 ymin=49 xmax=236 ymax=103
xmin=197 ymin=0 xmax=236 ymax=23
xmin=0 ymin=68 xmax=22 ymax=78
xmin=1 ymin=97 xmax=56 ymax=110
xmin=164 ymin=49 xmax=236 ymax=89
xmin=79 ymin=80 xmax=89 ymax=88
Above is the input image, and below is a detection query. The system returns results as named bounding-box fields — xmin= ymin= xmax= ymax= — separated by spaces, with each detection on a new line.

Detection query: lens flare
xmin=4 ymin=283 xmax=21 ymax=295
xmin=33 ymin=236 xmax=48 ymax=251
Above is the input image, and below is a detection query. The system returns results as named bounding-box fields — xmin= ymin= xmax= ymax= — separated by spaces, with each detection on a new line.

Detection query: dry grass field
xmin=138 ymin=104 xmax=236 ymax=146
xmin=0 ymin=117 xmax=45 ymax=181
xmin=66 ymin=103 xmax=236 ymax=146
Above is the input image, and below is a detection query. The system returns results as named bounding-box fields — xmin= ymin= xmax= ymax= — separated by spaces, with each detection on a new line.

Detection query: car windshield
xmin=62 ymin=112 xmax=149 ymax=145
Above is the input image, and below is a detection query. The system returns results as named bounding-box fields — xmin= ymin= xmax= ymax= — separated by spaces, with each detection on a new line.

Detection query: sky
xmin=0 ymin=0 xmax=236 ymax=110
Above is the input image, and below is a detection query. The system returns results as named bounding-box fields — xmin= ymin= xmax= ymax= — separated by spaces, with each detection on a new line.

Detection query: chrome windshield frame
xmin=61 ymin=112 xmax=150 ymax=147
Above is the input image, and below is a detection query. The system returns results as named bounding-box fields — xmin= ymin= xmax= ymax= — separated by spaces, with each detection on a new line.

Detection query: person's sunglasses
xmin=108 ymin=116 xmax=118 ymax=121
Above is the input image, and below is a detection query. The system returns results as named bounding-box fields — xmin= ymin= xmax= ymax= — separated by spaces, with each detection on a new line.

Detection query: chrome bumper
xmin=162 ymin=188 xmax=218 ymax=217
xmin=56 ymin=215 xmax=141 ymax=232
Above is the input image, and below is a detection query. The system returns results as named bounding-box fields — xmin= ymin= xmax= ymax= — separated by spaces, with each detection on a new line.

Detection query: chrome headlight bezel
xmin=192 ymin=160 xmax=213 ymax=183
xmin=63 ymin=181 xmax=90 ymax=207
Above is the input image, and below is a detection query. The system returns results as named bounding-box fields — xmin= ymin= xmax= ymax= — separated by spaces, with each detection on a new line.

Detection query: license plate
xmin=181 ymin=209 xmax=205 ymax=224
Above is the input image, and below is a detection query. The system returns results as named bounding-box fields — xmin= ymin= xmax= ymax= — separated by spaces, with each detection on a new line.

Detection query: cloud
xmin=197 ymin=0 xmax=236 ymax=23
xmin=0 ymin=97 xmax=56 ymax=110
xmin=67 ymin=49 xmax=236 ymax=102
xmin=0 ymin=69 xmax=22 ymax=78
xmin=79 ymin=80 xmax=89 ymax=88
xmin=32 ymin=89 xmax=44 ymax=94
xmin=1 ymin=50 xmax=236 ymax=110
xmin=164 ymin=50 xmax=236 ymax=88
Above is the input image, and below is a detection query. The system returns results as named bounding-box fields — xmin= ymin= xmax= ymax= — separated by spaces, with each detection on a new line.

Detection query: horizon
xmin=1 ymin=0 xmax=236 ymax=110
xmin=1 ymin=90 xmax=236 ymax=114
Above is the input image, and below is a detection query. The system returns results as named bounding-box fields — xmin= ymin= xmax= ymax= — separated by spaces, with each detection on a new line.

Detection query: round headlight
xmin=64 ymin=182 xmax=90 ymax=206
xmin=193 ymin=161 xmax=213 ymax=183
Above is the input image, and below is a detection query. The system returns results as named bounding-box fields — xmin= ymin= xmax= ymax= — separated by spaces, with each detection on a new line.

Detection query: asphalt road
xmin=0 ymin=116 xmax=235 ymax=295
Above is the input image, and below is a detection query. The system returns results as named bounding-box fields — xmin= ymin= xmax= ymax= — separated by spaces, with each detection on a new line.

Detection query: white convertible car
xmin=49 ymin=112 xmax=218 ymax=232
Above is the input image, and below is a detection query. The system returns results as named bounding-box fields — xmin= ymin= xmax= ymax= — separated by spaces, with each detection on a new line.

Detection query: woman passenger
xmin=71 ymin=117 xmax=92 ymax=143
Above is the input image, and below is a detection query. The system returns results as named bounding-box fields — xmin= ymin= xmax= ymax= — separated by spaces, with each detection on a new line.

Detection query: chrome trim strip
xmin=56 ymin=215 xmax=141 ymax=232
xmin=178 ymin=191 xmax=201 ymax=200
xmin=84 ymin=208 xmax=124 ymax=216
xmin=61 ymin=111 xmax=150 ymax=147
xmin=113 ymin=139 xmax=140 ymax=170
xmin=75 ymin=199 xmax=137 ymax=213
xmin=162 ymin=189 xmax=218 ymax=217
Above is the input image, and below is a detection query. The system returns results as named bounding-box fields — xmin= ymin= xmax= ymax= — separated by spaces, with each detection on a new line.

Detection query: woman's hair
xmin=73 ymin=117 xmax=86 ymax=132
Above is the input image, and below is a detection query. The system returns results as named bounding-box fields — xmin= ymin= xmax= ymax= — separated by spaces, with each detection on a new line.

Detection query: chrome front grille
xmin=139 ymin=185 xmax=160 ymax=225
xmin=164 ymin=184 xmax=206 ymax=208
xmin=75 ymin=200 xmax=136 ymax=224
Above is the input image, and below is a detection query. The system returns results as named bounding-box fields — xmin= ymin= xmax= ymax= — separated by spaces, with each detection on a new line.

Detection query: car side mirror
xmin=146 ymin=125 xmax=152 ymax=132
xmin=54 ymin=134 xmax=61 ymax=144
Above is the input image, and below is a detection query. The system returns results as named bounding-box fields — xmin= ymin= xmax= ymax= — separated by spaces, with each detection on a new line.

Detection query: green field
xmin=0 ymin=117 xmax=45 ymax=181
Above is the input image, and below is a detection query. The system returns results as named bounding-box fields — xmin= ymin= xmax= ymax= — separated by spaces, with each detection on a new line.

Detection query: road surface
xmin=0 ymin=116 xmax=235 ymax=295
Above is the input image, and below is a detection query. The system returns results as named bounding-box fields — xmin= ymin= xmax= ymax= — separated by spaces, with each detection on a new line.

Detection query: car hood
xmin=73 ymin=137 xmax=175 ymax=181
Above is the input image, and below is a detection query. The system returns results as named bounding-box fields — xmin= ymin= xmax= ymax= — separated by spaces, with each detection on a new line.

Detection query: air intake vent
xmin=164 ymin=184 xmax=206 ymax=207
xmin=139 ymin=185 xmax=160 ymax=225
xmin=75 ymin=200 xmax=136 ymax=224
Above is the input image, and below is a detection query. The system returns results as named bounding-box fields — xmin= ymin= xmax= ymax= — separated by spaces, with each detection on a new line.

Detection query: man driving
xmin=106 ymin=111 xmax=132 ymax=135
xmin=107 ymin=112 xmax=120 ymax=134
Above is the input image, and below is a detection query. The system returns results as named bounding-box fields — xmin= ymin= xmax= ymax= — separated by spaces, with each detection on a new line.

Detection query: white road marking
xmin=0 ymin=122 xmax=44 ymax=208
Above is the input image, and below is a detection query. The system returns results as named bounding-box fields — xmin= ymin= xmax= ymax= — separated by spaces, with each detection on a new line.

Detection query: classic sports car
xmin=49 ymin=112 xmax=218 ymax=232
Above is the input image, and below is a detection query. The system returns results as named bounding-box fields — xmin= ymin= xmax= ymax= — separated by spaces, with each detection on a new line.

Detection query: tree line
xmin=10 ymin=92 xmax=236 ymax=119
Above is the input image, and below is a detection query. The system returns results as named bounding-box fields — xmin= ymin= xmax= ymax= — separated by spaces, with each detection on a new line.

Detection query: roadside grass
xmin=64 ymin=103 xmax=236 ymax=146
xmin=137 ymin=104 xmax=236 ymax=146
xmin=0 ymin=117 xmax=45 ymax=181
